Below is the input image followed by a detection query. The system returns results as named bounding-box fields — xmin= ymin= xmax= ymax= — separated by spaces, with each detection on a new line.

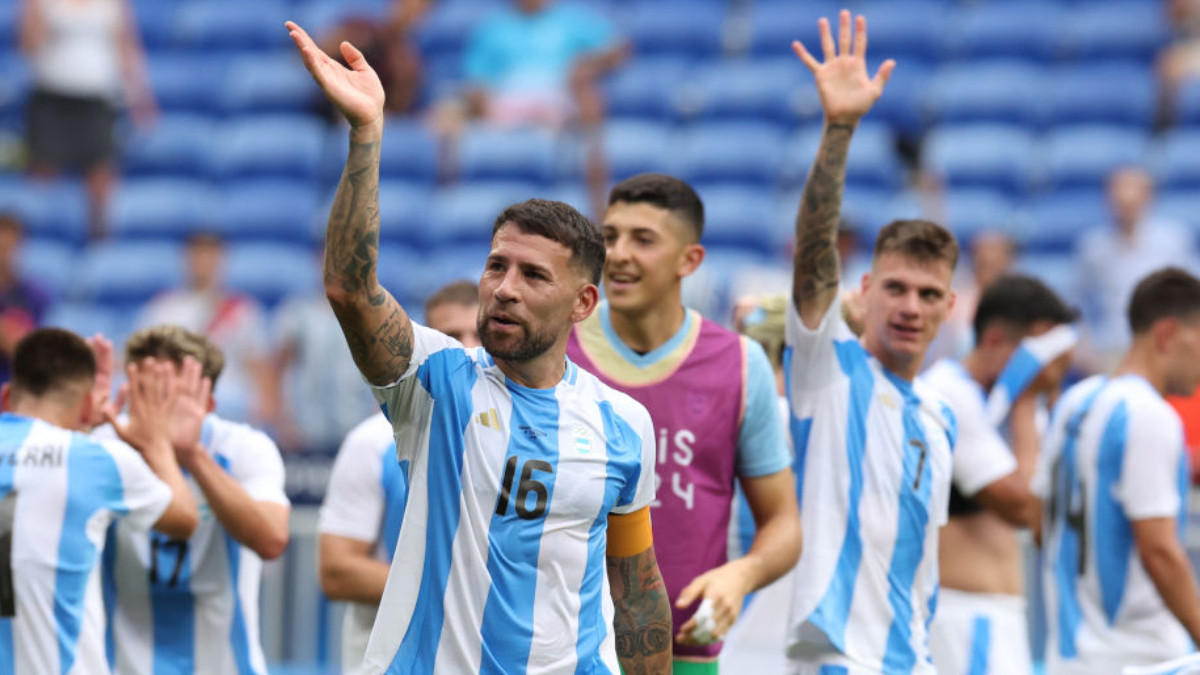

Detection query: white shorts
xmin=786 ymin=653 xmax=884 ymax=675
xmin=928 ymin=588 xmax=1032 ymax=675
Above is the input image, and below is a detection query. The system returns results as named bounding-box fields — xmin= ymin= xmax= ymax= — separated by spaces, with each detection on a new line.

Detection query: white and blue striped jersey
xmin=1034 ymin=375 xmax=1193 ymax=675
xmin=363 ymin=323 xmax=657 ymax=675
xmin=100 ymin=414 xmax=289 ymax=675
xmin=0 ymin=412 xmax=173 ymax=675
xmin=317 ymin=412 xmax=406 ymax=672
xmin=785 ymin=298 xmax=956 ymax=675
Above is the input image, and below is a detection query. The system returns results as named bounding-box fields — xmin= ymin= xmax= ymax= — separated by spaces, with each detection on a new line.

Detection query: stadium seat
xmin=173 ymin=0 xmax=290 ymax=51
xmin=603 ymin=120 xmax=678 ymax=181
xmin=225 ymin=242 xmax=319 ymax=307
xmin=129 ymin=0 xmax=178 ymax=50
xmin=42 ymin=302 xmax=126 ymax=344
xmin=924 ymin=61 xmax=1045 ymax=126
xmin=458 ymin=127 xmax=558 ymax=185
xmin=108 ymin=179 xmax=216 ymax=241
xmin=417 ymin=245 xmax=492 ymax=303
xmin=625 ymin=2 xmax=726 ymax=58
xmin=1153 ymin=191 xmax=1200 ymax=230
xmin=924 ymin=124 xmax=1036 ymax=197
xmin=377 ymin=180 xmax=438 ymax=248
xmin=948 ymin=2 xmax=1060 ymax=61
xmin=1157 ymin=130 xmax=1200 ymax=190
xmin=1172 ymin=80 xmax=1200 ymax=129
xmin=545 ymin=184 xmax=591 ymax=215
xmin=937 ymin=189 xmax=1018 ymax=243
xmin=701 ymin=185 xmax=781 ymax=256
xmin=0 ymin=179 xmax=88 ymax=244
xmin=212 ymin=115 xmax=326 ymax=182
xmin=605 ymin=58 xmax=690 ymax=121
xmin=0 ymin=53 xmax=29 ymax=130
xmin=416 ymin=0 xmax=501 ymax=60
xmin=19 ymin=238 xmax=76 ymax=300
xmin=746 ymin=0 xmax=842 ymax=59
xmin=216 ymin=180 xmax=322 ymax=245
xmin=431 ymin=182 xmax=539 ymax=248
xmin=784 ymin=121 xmax=902 ymax=191
xmin=683 ymin=59 xmax=808 ymax=125
xmin=376 ymin=243 xmax=429 ymax=306
xmin=122 ymin=115 xmax=217 ymax=178
xmin=294 ymin=0 xmax=392 ymax=37
xmin=1014 ymin=252 xmax=1076 ymax=302
xmin=866 ymin=60 xmax=932 ymax=138
xmin=0 ymin=4 xmax=16 ymax=51
xmin=148 ymin=54 xmax=227 ymax=115
xmin=847 ymin=2 xmax=948 ymax=66
xmin=1042 ymin=126 xmax=1149 ymax=192
xmin=1058 ymin=2 xmax=1169 ymax=61
xmin=1024 ymin=190 xmax=1108 ymax=254
xmin=1045 ymin=63 xmax=1156 ymax=128
xmin=76 ymin=241 xmax=184 ymax=308
xmin=358 ymin=119 xmax=442 ymax=185
xmin=220 ymin=53 xmax=320 ymax=114
xmin=678 ymin=122 xmax=787 ymax=188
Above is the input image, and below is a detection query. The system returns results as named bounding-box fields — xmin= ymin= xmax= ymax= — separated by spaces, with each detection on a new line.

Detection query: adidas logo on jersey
xmin=477 ymin=408 xmax=501 ymax=431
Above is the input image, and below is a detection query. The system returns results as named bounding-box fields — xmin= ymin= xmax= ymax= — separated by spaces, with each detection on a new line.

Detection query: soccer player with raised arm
xmin=565 ymin=174 xmax=801 ymax=674
xmin=0 ymin=328 xmax=200 ymax=674
xmin=318 ymin=281 xmax=480 ymax=673
xmin=287 ymin=20 xmax=671 ymax=675
xmin=1036 ymin=268 xmax=1200 ymax=675
xmin=99 ymin=325 xmax=290 ymax=675
xmin=921 ymin=275 xmax=1077 ymax=675
xmin=785 ymin=12 xmax=959 ymax=674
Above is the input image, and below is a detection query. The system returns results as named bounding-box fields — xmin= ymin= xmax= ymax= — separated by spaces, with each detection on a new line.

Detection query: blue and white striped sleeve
xmin=370 ymin=323 xmax=467 ymax=429
xmin=101 ymin=439 xmax=172 ymax=532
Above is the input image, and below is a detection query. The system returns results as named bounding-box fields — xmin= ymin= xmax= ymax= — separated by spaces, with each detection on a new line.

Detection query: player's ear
xmin=1154 ymin=316 xmax=1181 ymax=352
xmin=676 ymin=243 xmax=705 ymax=280
xmin=207 ymin=396 xmax=217 ymax=414
xmin=571 ymin=283 xmax=600 ymax=324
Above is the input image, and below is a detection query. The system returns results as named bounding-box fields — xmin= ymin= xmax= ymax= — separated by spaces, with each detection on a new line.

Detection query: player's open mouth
xmin=890 ymin=323 xmax=921 ymax=338
xmin=489 ymin=315 xmax=520 ymax=328
xmin=606 ymin=273 xmax=639 ymax=288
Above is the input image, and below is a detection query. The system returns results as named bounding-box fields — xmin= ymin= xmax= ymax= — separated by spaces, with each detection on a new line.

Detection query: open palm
xmin=793 ymin=11 xmax=894 ymax=124
xmin=286 ymin=21 xmax=385 ymax=128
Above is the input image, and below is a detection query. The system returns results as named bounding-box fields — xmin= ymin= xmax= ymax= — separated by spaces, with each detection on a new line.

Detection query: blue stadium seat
xmin=431 ymin=182 xmax=539 ymax=248
xmin=1154 ymin=191 xmax=1200 ymax=230
xmin=925 ymin=61 xmax=1045 ymax=126
xmin=225 ymin=242 xmax=319 ymax=307
xmin=605 ymin=58 xmax=689 ymax=121
xmin=849 ymin=2 xmax=948 ymax=66
xmin=1158 ymin=130 xmax=1200 ymax=190
xmin=866 ymin=60 xmax=931 ymax=138
xmin=0 ymin=179 xmax=88 ymax=243
xmin=416 ymin=0 xmax=500 ymax=60
xmin=417 ymin=245 xmax=492 ymax=302
xmin=545 ymin=184 xmax=591 ymax=215
xmin=220 ymin=53 xmax=320 ymax=114
xmin=458 ymin=127 xmax=557 ymax=185
xmin=19 ymin=238 xmax=75 ymax=300
xmin=784 ymin=121 xmax=901 ymax=191
xmin=1045 ymin=63 xmax=1156 ymax=128
xmin=216 ymin=180 xmax=322 ymax=245
xmin=0 ymin=53 xmax=29 ymax=130
xmin=77 ymin=241 xmax=184 ymax=308
xmin=938 ymin=189 xmax=1018 ymax=242
xmin=678 ymin=123 xmax=787 ymax=188
xmin=0 ymin=4 xmax=16 ymax=51
xmin=626 ymin=2 xmax=725 ymax=57
xmin=294 ymin=0 xmax=392 ymax=37
xmin=130 ymin=0 xmax=178 ymax=50
xmin=212 ymin=115 xmax=326 ymax=182
xmin=378 ymin=180 xmax=437 ymax=248
xmin=701 ymin=185 xmax=781 ymax=256
xmin=122 ymin=115 xmax=216 ymax=178
xmin=43 ymin=303 xmax=125 ymax=343
xmin=376 ymin=243 xmax=429 ymax=306
xmin=746 ymin=0 xmax=842 ymax=59
xmin=1043 ymin=126 xmax=1149 ymax=191
xmin=173 ymin=0 xmax=289 ymax=51
xmin=355 ymin=119 xmax=442 ymax=185
xmin=924 ymin=124 xmax=1036 ymax=196
xmin=1024 ymin=190 xmax=1108 ymax=254
xmin=1172 ymin=80 xmax=1200 ymax=129
xmin=1014 ymin=253 xmax=1076 ymax=302
xmin=148 ymin=54 xmax=227 ymax=115
xmin=684 ymin=59 xmax=807 ymax=124
xmin=1058 ymin=2 xmax=1168 ymax=61
xmin=948 ymin=2 xmax=1060 ymax=61
xmin=108 ymin=179 xmax=216 ymax=240
xmin=603 ymin=120 xmax=677 ymax=181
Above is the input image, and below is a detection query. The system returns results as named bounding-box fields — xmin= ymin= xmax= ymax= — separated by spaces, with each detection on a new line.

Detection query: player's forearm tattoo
xmin=793 ymin=122 xmax=854 ymax=310
xmin=608 ymin=547 xmax=672 ymax=674
xmin=325 ymin=139 xmax=413 ymax=385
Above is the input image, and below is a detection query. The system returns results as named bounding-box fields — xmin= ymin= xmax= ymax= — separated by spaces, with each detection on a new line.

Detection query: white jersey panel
xmin=922 ymin=359 xmax=1017 ymax=497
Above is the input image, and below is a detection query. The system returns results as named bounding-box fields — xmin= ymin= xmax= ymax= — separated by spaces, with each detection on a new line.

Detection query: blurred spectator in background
xmin=319 ymin=0 xmax=431 ymax=118
xmin=0 ymin=213 xmax=49 ymax=387
xmin=266 ymin=253 xmax=388 ymax=454
xmin=1075 ymin=167 xmax=1198 ymax=373
xmin=1158 ymin=0 xmax=1200 ymax=128
xmin=18 ymin=0 xmax=155 ymax=239
xmin=927 ymin=230 xmax=1018 ymax=364
xmin=136 ymin=232 xmax=270 ymax=425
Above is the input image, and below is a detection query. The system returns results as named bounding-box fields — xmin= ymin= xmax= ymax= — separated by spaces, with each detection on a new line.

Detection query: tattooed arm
xmin=607 ymin=545 xmax=672 ymax=675
xmin=790 ymin=11 xmax=894 ymax=329
xmin=287 ymin=22 xmax=413 ymax=385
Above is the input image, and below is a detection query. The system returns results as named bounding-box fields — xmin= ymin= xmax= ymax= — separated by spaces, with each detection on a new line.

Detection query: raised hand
xmin=792 ymin=11 xmax=894 ymax=125
xmin=84 ymin=333 xmax=116 ymax=429
xmin=168 ymin=357 xmax=213 ymax=469
xmin=107 ymin=359 xmax=178 ymax=459
xmin=285 ymin=21 xmax=385 ymax=130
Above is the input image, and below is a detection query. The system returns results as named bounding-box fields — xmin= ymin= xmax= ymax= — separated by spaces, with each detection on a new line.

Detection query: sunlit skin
xmin=858 ymin=253 xmax=956 ymax=380
xmin=427 ymin=302 xmax=481 ymax=348
xmin=477 ymin=224 xmax=598 ymax=382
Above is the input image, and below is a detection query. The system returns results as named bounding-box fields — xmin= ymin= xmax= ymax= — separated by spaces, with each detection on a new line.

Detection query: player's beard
xmin=479 ymin=317 xmax=557 ymax=363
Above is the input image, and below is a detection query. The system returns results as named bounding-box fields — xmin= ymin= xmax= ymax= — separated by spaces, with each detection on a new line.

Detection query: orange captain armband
xmin=606 ymin=506 xmax=654 ymax=557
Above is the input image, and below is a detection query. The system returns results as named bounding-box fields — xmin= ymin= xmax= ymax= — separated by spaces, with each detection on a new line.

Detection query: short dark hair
xmin=125 ymin=324 xmax=225 ymax=385
xmin=973 ymin=274 xmax=1078 ymax=345
xmin=11 ymin=328 xmax=96 ymax=398
xmin=425 ymin=280 xmax=479 ymax=316
xmin=491 ymin=199 xmax=605 ymax=285
xmin=1128 ymin=267 xmax=1200 ymax=334
xmin=873 ymin=219 xmax=960 ymax=270
xmin=608 ymin=173 xmax=705 ymax=240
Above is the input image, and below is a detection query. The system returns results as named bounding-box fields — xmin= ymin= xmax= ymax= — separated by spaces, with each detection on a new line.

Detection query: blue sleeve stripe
xmin=380 ymin=443 xmax=409 ymax=562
